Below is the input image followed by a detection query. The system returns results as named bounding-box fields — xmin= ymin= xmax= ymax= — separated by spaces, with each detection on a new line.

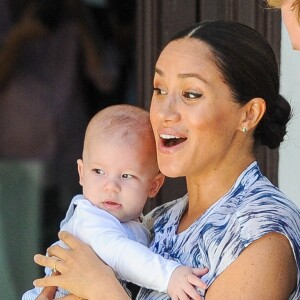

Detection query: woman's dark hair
xmin=171 ymin=20 xmax=291 ymax=149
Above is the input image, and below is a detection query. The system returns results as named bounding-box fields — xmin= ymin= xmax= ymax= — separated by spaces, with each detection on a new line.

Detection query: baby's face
xmin=77 ymin=136 xmax=161 ymax=222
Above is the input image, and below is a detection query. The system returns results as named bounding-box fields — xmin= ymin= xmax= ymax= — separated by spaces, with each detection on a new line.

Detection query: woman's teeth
xmin=160 ymin=134 xmax=187 ymax=147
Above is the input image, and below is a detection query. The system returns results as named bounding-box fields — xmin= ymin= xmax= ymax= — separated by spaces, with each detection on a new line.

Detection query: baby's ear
xmin=77 ymin=159 xmax=84 ymax=187
xmin=148 ymin=172 xmax=165 ymax=198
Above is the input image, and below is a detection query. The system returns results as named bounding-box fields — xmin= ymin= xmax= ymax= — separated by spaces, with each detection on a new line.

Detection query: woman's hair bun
xmin=255 ymin=94 xmax=292 ymax=149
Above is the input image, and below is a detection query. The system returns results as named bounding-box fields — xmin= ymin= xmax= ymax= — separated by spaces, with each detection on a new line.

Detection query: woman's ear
xmin=148 ymin=172 xmax=165 ymax=198
xmin=239 ymin=97 xmax=266 ymax=132
xmin=77 ymin=159 xmax=84 ymax=187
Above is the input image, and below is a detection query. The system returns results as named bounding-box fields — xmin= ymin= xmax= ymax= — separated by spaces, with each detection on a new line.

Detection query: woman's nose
xmin=158 ymin=95 xmax=181 ymax=124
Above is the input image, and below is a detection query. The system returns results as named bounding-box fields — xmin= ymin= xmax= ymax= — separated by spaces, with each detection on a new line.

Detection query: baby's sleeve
xmin=69 ymin=201 xmax=181 ymax=292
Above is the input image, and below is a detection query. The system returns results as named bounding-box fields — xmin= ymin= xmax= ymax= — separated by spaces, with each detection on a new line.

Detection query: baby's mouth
xmin=160 ymin=134 xmax=187 ymax=147
xmin=102 ymin=200 xmax=122 ymax=210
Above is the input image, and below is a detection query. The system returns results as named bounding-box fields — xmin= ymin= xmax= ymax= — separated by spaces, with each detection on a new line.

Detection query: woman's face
xmin=150 ymin=38 xmax=245 ymax=178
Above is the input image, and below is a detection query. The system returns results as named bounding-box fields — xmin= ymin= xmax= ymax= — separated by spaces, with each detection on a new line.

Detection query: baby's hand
xmin=167 ymin=266 xmax=208 ymax=300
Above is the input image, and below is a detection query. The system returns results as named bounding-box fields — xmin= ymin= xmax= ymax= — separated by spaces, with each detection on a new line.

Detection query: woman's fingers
xmin=34 ymin=254 xmax=52 ymax=268
xmin=58 ymin=231 xmax=82 ymax=249
xmin=36 ymin=286 xmax=57 ymax=300
xmin=46 ymin=244 xmax=69 ymax=262
xmin=33 ymin=275 xmax=61 ymax=288
xmin=34 ymin=254 xmax=63 ymax=272
xmin=59 ymin=295 xmax=83 ymax=300
xmin=34 ymin=232 xmax=122 ymax=299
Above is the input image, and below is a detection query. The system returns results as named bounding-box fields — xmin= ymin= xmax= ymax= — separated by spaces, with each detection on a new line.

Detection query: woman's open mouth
xmin=160 ymin=134 xmax=187 ymax=147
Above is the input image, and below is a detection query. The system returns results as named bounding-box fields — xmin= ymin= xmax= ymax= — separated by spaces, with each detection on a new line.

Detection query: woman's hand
xmin=37 ymin=287 xmax=82 ymax=300
xmin=36 ymin=286 xmax=57 ymax=300
xmin=33 ymin=231 xmax=130 ymax=300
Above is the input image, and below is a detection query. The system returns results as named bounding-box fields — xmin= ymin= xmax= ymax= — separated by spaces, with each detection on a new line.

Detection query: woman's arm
xmin=205 ymin=232 xmax=297 ymax=300
xmin=33 ymin=231 xmax=130 ymax=300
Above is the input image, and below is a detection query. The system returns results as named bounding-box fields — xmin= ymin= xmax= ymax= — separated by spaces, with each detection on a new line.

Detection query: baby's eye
xmin=122 ymin=174 xmax=134 ymax=179
xmin=93 ymin=169 xmax=105 ymax=175
xmin=182 ymin=91 xmax=202 ymax=100
xmin=153 ymin=87 xmax=167 ymax=96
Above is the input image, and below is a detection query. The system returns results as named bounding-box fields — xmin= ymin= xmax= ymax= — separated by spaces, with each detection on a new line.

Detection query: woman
xmin=33 ymin=20 xmax=300 ymax=300
xmin=267 ymin=0 xmax=300 ymax=50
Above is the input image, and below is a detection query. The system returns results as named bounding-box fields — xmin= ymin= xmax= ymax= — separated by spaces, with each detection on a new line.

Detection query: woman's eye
xmin=122 ymin=174 xmax=134 ymax=179
xmin=153 ymin=87 xmax=167 ymax=96
xmin=93 ymin=169 xmax=104 ymax=175
xmin=183 ymin=91 xmax=202 ymax=99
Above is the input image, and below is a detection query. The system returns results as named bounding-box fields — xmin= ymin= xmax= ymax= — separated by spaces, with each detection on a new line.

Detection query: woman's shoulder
xmin=227 ymin=163 xmax=300 ymax=228
xmin=228 ymin=173 xmax=300 ymax=244
xmin=203 ymin=173 xmax=300 ymax=297
xmin=236 ymin=175 xmax=300 ymax=226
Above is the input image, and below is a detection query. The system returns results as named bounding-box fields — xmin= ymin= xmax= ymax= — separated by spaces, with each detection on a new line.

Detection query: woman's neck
xmin=177 ymin=157 xmax=254 ymax=233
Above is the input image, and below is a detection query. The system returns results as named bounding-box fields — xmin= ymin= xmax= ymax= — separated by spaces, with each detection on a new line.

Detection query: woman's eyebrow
xmin=177 ymin=72 xmax=208 ymax=84
xmin=155 ymin=67 xmax=208 ymax=84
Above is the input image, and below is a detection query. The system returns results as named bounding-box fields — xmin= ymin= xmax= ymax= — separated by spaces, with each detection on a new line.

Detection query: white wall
xmin=278 ymin=24 xmax=300 ymax=208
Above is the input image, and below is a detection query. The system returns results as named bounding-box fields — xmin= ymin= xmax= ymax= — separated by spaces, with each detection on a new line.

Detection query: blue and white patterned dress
xmin=137 ymin=161 xmax=300 ymax=300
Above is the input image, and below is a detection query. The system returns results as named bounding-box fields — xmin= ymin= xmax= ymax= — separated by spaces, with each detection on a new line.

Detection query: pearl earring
xmin=242 ymin=127 xmax=247 ymax=133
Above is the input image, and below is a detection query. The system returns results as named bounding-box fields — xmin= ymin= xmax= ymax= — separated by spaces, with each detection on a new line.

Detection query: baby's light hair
xmin=86 ymin=104 xmax=152 ymax=141
xmin=83 ymin=104 xmax=156 ymax=162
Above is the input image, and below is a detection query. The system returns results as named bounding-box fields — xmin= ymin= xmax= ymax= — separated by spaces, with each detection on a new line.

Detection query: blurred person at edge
xmin=267 ymin=0 xmax=300 ymax=50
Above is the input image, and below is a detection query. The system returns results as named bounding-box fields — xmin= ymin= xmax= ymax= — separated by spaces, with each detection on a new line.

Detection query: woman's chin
xmin=158 ymin=164 xmax=184 ymax=178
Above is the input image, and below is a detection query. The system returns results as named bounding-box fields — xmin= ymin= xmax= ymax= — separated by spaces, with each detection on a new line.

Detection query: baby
xmin=23 ymin=104 xmax=207 ymax=300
